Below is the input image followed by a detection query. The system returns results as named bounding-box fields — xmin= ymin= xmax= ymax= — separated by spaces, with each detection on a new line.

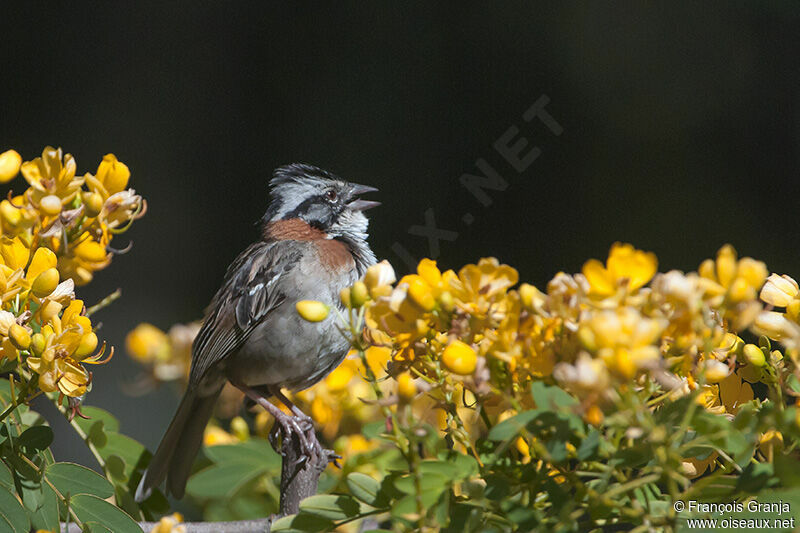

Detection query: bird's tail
xmin=135 ymin=386 xmax=221 ymax=502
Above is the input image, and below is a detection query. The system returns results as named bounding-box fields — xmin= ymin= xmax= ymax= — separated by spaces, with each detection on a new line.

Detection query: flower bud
xmin=74 ymin=332 xmax=98 ymax=360
xmin=743 ymin=343 xmax=766 ymax=367
xmin=0 ymin=150 xmax=21 ymax=183
xmin=39 ymin=195 xmax=62 ymax=216
xmin=441 ymin=340 xmax=477 ymax=375
xmin=339 ymin=287 xmax=351 ymax=308
xmin=96 ymin=154 xmax=130 ymax=194
xmin=31 ymin=267 xmax=60 ymax=297
xmin=350 ymin=281 xmax=369 ymax=307
xmin=296 ymin=300 xmax=329 ymax=322
xmin=8 ymin=324 xmax=31 ymax=350
xmin=230 ymin=416 xmax=250 ymax=441
xmin=30 ymin=333 xmax=45 ymax=356
xmin=396 ymin=372 xmax=417 ymax=401
xmin=585 ymin=405 xmax=604 ymax=426
xmin=82 ymin=192 xmax=104 ymax=217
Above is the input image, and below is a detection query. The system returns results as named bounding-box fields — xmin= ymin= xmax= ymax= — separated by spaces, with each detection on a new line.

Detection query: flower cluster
xmin=128 ymin=243 xmax=799 ymax=482
xmin=327 ymin=244 xmax=793 ymax=475
xmin=0 ymin=147 xmax=145 ymax=398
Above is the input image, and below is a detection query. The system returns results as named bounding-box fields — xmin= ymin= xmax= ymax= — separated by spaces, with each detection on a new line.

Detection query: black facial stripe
xmin=282 ymin=194 xmax=325 ymax=220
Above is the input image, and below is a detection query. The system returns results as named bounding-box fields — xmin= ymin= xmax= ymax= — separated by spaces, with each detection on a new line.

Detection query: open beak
xmin=348 ymin=183 xmax=380 ymax=211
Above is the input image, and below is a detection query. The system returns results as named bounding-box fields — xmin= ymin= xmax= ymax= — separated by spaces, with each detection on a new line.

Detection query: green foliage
xmin=261 ymin=382 xmax=800 ymax=532
xmin=0 ymin=377 xmax=167 ymax=532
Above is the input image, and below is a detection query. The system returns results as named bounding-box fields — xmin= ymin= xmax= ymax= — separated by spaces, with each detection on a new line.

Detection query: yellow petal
xmin=582 ymin=259 xmax=614 ymax=296
xmin=606 ymin=243 xmax=657 ymax=291
xmin=27 ymin=247 xmax=57 ymax=281
xmin=417 ymin=258 xmax=442 ymax=287
xmin=73 ymin=239 xmax=108 ymax=264
xmin=715 ymin=244 xmax=737 ymax=288
xmin=0 ymin=237 xmax=30 ymax=271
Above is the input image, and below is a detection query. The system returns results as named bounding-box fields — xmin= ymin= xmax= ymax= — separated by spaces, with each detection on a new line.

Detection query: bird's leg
xmin=269 ymin=386 xmax=342 ymax=468
xmin=233 ymin=383 xmax=317 ymax=459
xmin=269 ymin=387 xmax=313 ymax=429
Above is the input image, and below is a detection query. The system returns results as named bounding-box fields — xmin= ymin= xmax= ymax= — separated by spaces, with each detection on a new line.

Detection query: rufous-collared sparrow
xmin=136 ymin=163 xmax=379 ymax=501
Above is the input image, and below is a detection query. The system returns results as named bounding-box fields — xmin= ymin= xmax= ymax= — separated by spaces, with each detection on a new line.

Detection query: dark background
xmin=2 ymin=2 xmax=799 ymax=475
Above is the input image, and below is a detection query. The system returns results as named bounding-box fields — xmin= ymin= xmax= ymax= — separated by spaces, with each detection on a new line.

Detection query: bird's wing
xmin=189 ymin=240 xmax=303 ymax=384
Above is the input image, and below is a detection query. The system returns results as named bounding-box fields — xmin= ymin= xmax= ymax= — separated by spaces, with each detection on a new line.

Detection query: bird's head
xmin=264 ymin=163 xmax=379 ymax=240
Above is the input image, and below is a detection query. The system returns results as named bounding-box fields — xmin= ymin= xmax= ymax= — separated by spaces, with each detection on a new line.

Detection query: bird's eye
xmin=325 ymin=190 xmax=337 ymax=201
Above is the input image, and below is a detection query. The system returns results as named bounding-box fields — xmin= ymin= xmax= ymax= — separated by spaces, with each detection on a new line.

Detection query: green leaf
xmin=0 ymin=485 xmax=30 ymax=533
xmin=271 ymin=513 xmax=334 ymax=533
xmin=735 ymin=462 xmax=775 ymax=494
xmin=99 ymin=433 xmax=148 ymax=479
xmin=531 ymin=382 xmax=578 ymax=410
xmin=74 ymin=407 xmax=120 ymax=434
xmin=203 ymin=439 xmax=280 ymax=468
xmin=419 ymin=459 xmax=459 ymax=480
xmin=393 ymin=471 xmax=450 ymax=499
xmin=298 ymin=494 xmax=366 ymax=521
xmin=45 ymin=462 xmax=114 ymax=499
xmin=346 ymin=472 xmax=387 ymax=507
xmin=105 ymin=454 xmax=127 ymax=482
xmin=17 ymin=425 xmax=53 ymax=452
xmin=0 ymin=460 xmax=13 ymax=490
xmin=186 ymin=462 xmax=266 ymax=500
xmin=577 ymin=428 xmax=600 ymax=460
xmin=487 ymin=410 xmax=539 ymax=441
xmin=70 ymin=494 xmax=142 ymax=533
xmin=26 ymin=481 xmax=59 ymax=532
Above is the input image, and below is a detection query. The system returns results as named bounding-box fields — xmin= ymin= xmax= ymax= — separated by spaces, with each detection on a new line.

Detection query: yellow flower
xmin=150 ymin=513 xmax=186 ymax=533
xmin=363 ymin=259 xmax=396 ymax=298
xmin=126 ymin=323 xmax=171 ymax=363
xmin=20 ymin=146 xmax=84 ymax=203
xmin=760 ymin=274 xmax=799 ymax=307
xmin=0 ymin=149 xmax=22 ymax=183
xmin=447 ymin=257 xmax=518 ymax=321
xmin=582 ymin=243 xmax=657 ymax=297
xmin=578 ymin=307 xmax=665 ymax=379
xmin=698 ymin=244 xmax=767 ymax=304
xmin=759 ymin=430 xmax=783 ymax=461
xmin=203 ymin=425 xmax=237 ymax=447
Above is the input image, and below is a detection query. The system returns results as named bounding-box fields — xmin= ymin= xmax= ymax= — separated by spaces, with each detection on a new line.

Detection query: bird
xmin=135 ymin=163 xmax=379 ymax=502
